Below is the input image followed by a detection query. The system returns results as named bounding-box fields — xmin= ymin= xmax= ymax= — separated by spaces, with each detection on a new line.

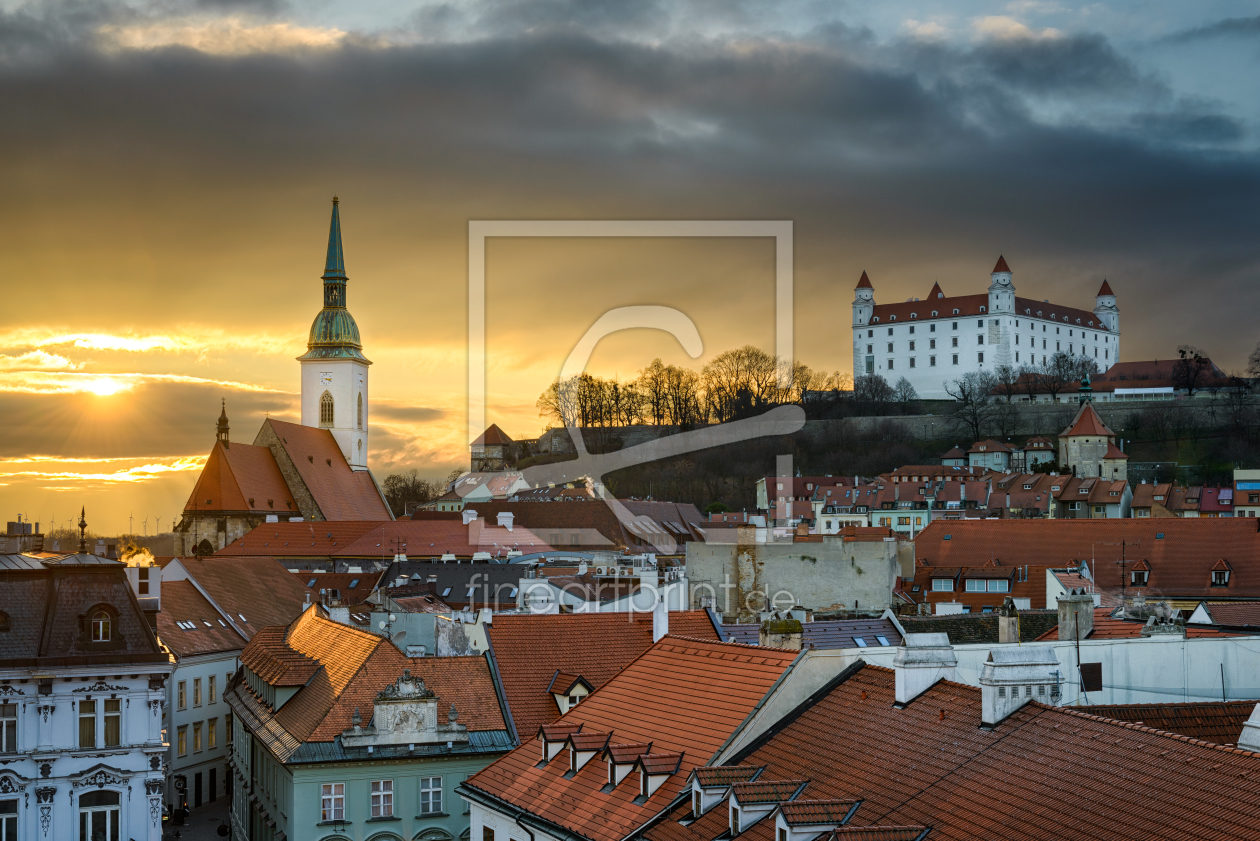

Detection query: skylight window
xmin=1156 ymin=533 xmax=1165 ymax=539
xmin=853 ymin=637 xmax=868 ymax=647
xmin=238 ymin=614 xmax=247 ymax=622
xmin=307 ymin=578 xmax=317 ymax=587
xmin=349 ymin=579 xmax=360 ymax=588
xmin=876 ymin=635 xmax=890 ymax=646
xmin=442 ymin=588 xmax=452 ymax=597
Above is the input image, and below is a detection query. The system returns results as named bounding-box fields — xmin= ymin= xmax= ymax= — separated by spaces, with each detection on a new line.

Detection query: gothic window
xmin=356 ymin=393 xmax=363 ymax=430
xmin=320 ymin=391 xmax=334 ymax=427
xmin=91 ymin=610 xmax=111 ymax=642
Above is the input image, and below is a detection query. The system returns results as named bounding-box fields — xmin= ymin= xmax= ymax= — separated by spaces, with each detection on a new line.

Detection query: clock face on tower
xmin=320 ymin=372 xmax=333 ymax=385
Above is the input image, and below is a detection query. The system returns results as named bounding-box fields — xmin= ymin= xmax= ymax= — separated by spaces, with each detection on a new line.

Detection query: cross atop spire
xmin=323 ymin=196 xmax=347 ymax=282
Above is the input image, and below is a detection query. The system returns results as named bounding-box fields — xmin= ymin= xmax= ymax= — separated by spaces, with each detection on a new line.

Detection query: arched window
xmin=91 ymin=611 xmax=111 ymax=642
xmin=357 ymin=393 xmax=363 ymax=430
xmin=79 ymin=790 xmax=120 ymax=841
xmin=320 ymin=391 xmax=334 ymax=427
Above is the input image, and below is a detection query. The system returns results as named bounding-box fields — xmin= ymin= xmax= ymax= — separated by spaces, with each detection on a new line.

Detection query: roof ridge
xmin=661 ymin=633 xmax=798 ymax=654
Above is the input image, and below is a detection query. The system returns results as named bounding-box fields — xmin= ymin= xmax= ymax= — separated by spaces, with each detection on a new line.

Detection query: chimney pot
xmin=979 ymin=646 xmax=1059 ymax=726
xmin=893 ymin=633 xmax=957 ymax=705
xmin=1057 ymin=588 xmax=1094 ymax=642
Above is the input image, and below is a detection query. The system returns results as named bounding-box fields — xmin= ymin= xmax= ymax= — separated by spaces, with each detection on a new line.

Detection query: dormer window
xmin=694 ymin=790 xmax=702 ymax=818
xmin=1213 ymin=570 xmax=1230 ymax=586
xmin=91 ymin=611 xmax=111 ymax=642
xmin=1131 ymin=571 xmax=1149 ymax=586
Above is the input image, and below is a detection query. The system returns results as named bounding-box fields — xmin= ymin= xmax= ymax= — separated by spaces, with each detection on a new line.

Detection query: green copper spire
xmin=299 ymin=197 xmax=371 ymax=364
xmin=323 ymin=196 xmax=347 ymax=281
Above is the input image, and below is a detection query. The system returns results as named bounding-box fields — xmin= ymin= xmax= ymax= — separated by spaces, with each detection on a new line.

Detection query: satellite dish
xmin=392 ymin=630 xmax=407 ymax=643
xmin=378 ymin=621 xmax=386 ymax=630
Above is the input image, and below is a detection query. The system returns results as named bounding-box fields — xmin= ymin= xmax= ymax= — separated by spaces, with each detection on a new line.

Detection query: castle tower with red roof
xmin=849 ymin=256 xmax=1120 ymax=399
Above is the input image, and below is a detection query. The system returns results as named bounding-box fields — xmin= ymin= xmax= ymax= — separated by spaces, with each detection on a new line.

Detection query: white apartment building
xmin=852 ymin=257 xmax=1120 ymax=400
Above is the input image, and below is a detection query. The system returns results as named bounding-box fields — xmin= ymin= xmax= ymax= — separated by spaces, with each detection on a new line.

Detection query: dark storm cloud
xmin=1165 ymin=16 xmax=1260 ymax=43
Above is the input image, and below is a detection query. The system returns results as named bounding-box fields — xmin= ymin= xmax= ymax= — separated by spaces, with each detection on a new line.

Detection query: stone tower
xmin=852 ymin=271 xmax=875 ymax=379
xmin=298 ymin=197 xmax=372 ymax=470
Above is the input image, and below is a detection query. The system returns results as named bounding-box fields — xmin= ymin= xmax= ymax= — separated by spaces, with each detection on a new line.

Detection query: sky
xmin=1 ymin=0 xmax=1259 ymax=533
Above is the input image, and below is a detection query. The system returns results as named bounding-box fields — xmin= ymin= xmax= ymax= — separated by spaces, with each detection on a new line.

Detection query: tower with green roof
xmin=298 ymin=197 xmax=372 ymax=470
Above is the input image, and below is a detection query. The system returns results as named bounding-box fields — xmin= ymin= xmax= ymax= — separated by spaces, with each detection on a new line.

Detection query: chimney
xmin=758 ymin=612 xmax=803 ymax=650
xmin=893 ymin=633 xmax=957 ymax=706
xmin=462 ymin=509 xmax=478 ymax=526
xmin=577 ymin=560 xmax=588 ymax=575
xmin=497 ymin=511 xmax=514 ymax=531
xmin=979 ymin=646 xmax=1060 ymax=727
xmin=652 ymin=594 xmax=669 ymax=643
xmin=1239 ymin=704 xmax=1260 ymax=752
xmin=1057 ymin=587 xmax=1094 ymax=641
xmin=997 ymin=597 xmax=1019 ymax=644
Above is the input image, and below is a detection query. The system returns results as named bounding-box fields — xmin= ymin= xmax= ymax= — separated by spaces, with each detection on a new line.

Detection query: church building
xmin=174 ymin=199 xmax=393 ymax=556
xmin=852 ymin=256 xmax=1120 ymax=400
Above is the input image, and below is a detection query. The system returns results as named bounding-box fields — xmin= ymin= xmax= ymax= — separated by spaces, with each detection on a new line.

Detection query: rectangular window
xmin=177 ymin=726 xmax=187 ymax=757
xmin=977 ymin=319 xmax=983 ymax=327
xmin=0 ymin=799 xmax=14 ymax=841
xmin=209 ymin=675 xmax=217 ymax=705
xmin=930 ymin=356 xmax=936 ymax=366
xmin=932 ymin=579 xmax=953 ymax=592
xmin=194 ymin=678 xmax=202 ymax=707
xmin=178 ymin=681 xmax=186 ymax=710
xmin=208 ymin=718 xmax=217 ymax=749
xmin=951 ymin=337 xmax=958 ymax=347
xmin=988 ymin=580 xmax=1010 ymax=593
xmin=929 ymin=339 xmax=936 ymax=349
xmin=909 ymin=358 xmax=916 ymax=368
xmin=888 ymin=359 xmax=894 ymax=370
xmin=887 ymin=342 xmax=893 ymax=352
xmin=0 ymin=706 xmax=14 ymax=753
xmin=193 ymin=721 xmax=203 ymax=752
xmin=79 ymin=699 xmax=96 ymax=748
xmin=1080 ymin=662 xmax=1103 ymax=693
xmin=694 ymin=790 xmax=702 ymax=818
xmin=978 ymin=352 xmax=984 ymax=363
xmin=419 ymin=776 xmax=443 ymax=814
xmin=371 ymin=779 xmax=393 ymax=818
xmin=909 ymin=340 xmax=916 ymax=351
xmin=965 ymin=579 xmax=985 ymax=592
xmin=484 ymin=827 xmax=494 ymax=841
xmin=952 ymin=321 xmax=958 ymax=329
xmin=977 ymin=335 xmax=984 ymax=345
xmin=104 ymin=699 xmax=121 ymax=747
xmin=952 ymin=354 xmax=959 ymax=365
xmin=897 ymin=517 xmax=910 ymax=526
xmin=321 ymin=783 xmax=345 ymax=822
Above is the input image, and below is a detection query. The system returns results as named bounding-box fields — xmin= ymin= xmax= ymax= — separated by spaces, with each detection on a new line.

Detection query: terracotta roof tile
xmin=694 ymin=766 xmax=762 ymax=787
xmin=1195 ymin=601 xmax=1260 ymax=627
xmin=262 ymin=419 xmax=391 ymax=520
xmin=639 ymin=753 xmax=685 ymax=775
xmin=221 ymin=519 xmax=551 ymax=558
xmin=183 ymin=441 xmax=298 ymax=515
xmin=156 ymin=579 xmax=247 ymax=658
xmin=487 ymin=611 xmax=720 ymax=736
xmin=465 ymin=636 xmax=797 ymax=841
xmin=1074 ymin=699 xmax=1256 ymax=744
xmin=779 ymin=800 xmax=860 ymax=826
xmin=828 ymin=828 xmax=928 ymax=841
xmin=992 ymin=254 xmax=1010 ymax=273
xmin=606 ymin=742 xmax=653 ymax=764
xmin=732 ymin=779 xmax=808 ymax=804
xmin=871 ymin=295 xmax=1104 ymax=331
xmin=1060 ymin=402 xmax=1115 ymax=437
xmin=856 ymin=271 xmax=873 ymax=289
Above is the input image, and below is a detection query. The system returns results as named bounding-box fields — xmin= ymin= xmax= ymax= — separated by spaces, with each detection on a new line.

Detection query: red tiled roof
xmin=1035 ymin=607 xmax=1242 ymax=640
xmin=915 ymin=519 xmax=1260 ymax=600
xmin=992 ymin=254 xmax=1010 ymax=273
xmin=966 ymin=439 xmax=1012 ymax=454
xmin=855 ymin=271 xmax=872 ymax=289
xmin=262 ymin=419 xmax=392 ymax=520
xmin=1061 ymin=402 xmax=1115 ymax=437
xmin=173 ymin=555 xmax=314 ymax=640
xmin=1098 ymin=279 xmax=1114 ymax=296
xmin=1074 ymin=700 xmax=1255 ymax=744
xmin=732 ymin=779 xmax=808 ymax=804
xmin=182 ymin=441 xmax=298 ymax=515
xmin=639 ymin=753 xmax=685 ymax=775
xmin=829 ymin=828 xmax=928 ymax=841
xmin=486 ymin=611 xmax=720 ymax=736
xmin=926 ymin=282 xmax=944 ymax=299
xmin=295 ymin=570 xmax=383 ymax=606
xmin=156 ymin=580 xmax=247 ymax=658
xmin=473 ymin=424 xmax=513 ymax=446
xmin=870 ymin=294 xmax=1103 ymax=330
xmin=941 ymin=447 xmax=966 ymax=459
xmin=645 ymin=664 xmax=1260 ymax=841
xmin=221 ymin=519 xmax=553 ymax=557
xmin=1196 ymin=601 xmax=1260 ymax=627
xmin=465 ymin=636 xmax=798 ymax=841
xmin=1131 ymin=483 xmax=1174 ymax=510
xmin=694 ymin=766 xmax=762 ymax=786
xmin=779 ymin=800 xmax=859 ymax=826
xmin=1104 ymin=441 xmax=1128 ymax=459
xmin=606 ymin=742 xmax=653 ymax=764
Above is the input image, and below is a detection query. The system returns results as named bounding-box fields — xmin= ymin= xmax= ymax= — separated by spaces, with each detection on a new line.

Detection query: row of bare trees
xmin=536 ymin=346 xmax=853 ymax=428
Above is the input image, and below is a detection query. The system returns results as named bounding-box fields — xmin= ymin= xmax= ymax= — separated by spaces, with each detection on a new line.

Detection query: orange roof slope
xmin=1060 ymin=401 xmax=1115 ymax=437
xmin=183 ymin=441 xmax=298 ymax=515
xmin=261 ymin=419 xmax=391 ymax=520
xmin=914 ymin=519 xmax=1260 ymax=599
xmin=157 ymin=580 xmax=248 ymax=657
xmin=176 ymin=555 xmax=315 ymax=639
xmin=466 ymin=636 xmax=797 ymax=841
xmin=644 ymin=664 xmax=1260 ymax=841
xmin=486 ymin=611 xmax=720 ymax=735
xmin=1074 ymin=699 xmax=1255 ymax=744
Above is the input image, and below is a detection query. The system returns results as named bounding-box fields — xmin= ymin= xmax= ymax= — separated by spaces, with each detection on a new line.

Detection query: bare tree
xmin=892 ymin=377 xmax=919 ymax=411
xmin=635 ymin=359 xmax=670 ymax=425
xmin=1249 ymin=342 xmax=1260 ymax=379
xmin=993 ymin=365 xmax=1020 ymax=403
xmin=1172 ymin=345 xmax=1211 ymax=396
xmin=852 ymin=374 xmax=895 ymax=415
xmin=1223 ymin=373 xmax=1256 ymax=434
xmin=1017 ymin=364 xmax=1041 ymax=403
xmin=1034 ymin=353 xmax=1084 ymax=402
xmin=946 ymin=371 xmax=998 ymax=440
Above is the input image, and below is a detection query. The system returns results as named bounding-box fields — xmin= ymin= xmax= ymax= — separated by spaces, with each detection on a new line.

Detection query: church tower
xmin=298 ymin=197 xmax=372 ymax=470
xmin=852 ymin=271 xmax=875 ymax=381
xmin=987 ymin=254 xmax=1015 ymax=314
xmin=1094 ymin=279 xmax=1118 ymax=332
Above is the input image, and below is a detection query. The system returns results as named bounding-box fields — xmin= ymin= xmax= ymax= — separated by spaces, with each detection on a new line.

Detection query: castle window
xmin=356 ymin=393 xmax=363 ymax=429
xmin=320 ymin=391 xmax=334 ymax=427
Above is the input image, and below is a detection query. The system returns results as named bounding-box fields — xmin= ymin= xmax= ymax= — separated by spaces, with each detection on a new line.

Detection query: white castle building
xmin=851 ymin=256 xmax=1120 ymax=400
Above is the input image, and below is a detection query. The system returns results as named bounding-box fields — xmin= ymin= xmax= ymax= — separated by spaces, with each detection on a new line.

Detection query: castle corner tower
xmin=298 ymin=197 xmax=372 ymax=470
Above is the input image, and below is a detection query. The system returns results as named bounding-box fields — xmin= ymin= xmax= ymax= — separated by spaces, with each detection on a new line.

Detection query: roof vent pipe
xmin=893 ymin=633 xmax=957 ymax=706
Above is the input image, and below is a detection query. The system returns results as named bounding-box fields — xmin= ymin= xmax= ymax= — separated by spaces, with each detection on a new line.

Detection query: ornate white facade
xmin=851 ymin=258 xmax=1120 ymax=401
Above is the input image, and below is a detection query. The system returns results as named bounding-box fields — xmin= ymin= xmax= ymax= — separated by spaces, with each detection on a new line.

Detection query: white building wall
xmin=0 ymin=666 xmax=169 ymax=841
xmin=300 ymin=359 xmax=370 ymax=469
xmin=165 ymin=651 xmax=239 ymax=811
xmin=854 ymin=314 xmax=1119 ymax=401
